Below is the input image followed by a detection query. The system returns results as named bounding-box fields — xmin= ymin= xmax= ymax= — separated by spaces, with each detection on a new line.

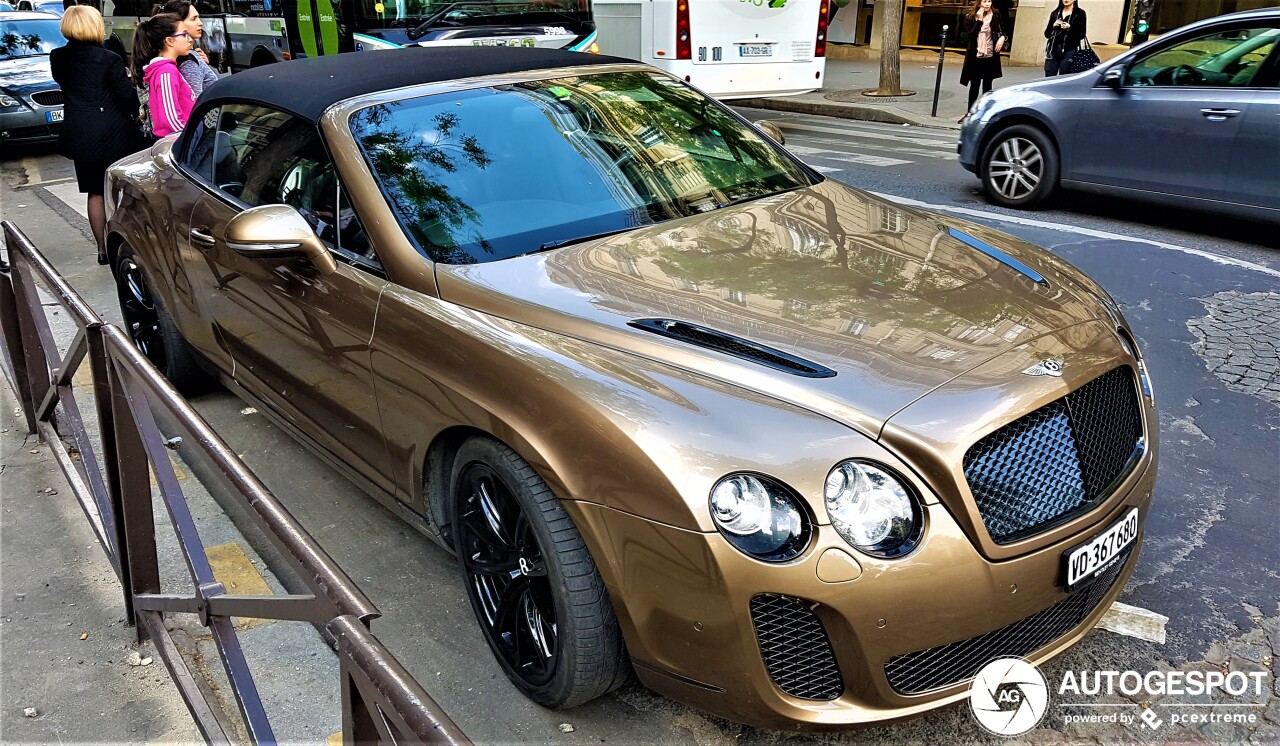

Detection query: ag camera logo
xmin=969 ymin=657 xmax=1049 ymax=736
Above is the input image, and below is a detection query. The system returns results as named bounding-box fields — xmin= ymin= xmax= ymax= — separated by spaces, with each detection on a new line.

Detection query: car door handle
xmin=190 ymin=228 xmax=216 ymax=247
xmin=1200 ymin=108 xmax=1241 ymax=121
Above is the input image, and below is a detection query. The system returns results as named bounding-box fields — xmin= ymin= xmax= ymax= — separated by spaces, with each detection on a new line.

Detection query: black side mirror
xmin=1102 ymin=68 xmax=1124 ymax=90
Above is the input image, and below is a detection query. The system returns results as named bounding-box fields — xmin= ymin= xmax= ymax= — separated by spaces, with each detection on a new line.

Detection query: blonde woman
xmin=50 ymin=5 xmax=141 ymax=265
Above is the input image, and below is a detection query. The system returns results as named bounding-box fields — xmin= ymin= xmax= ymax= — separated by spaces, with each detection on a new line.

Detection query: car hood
xmin=435 ymin=180 xmax=1108 ymax=436
xmin=0 ymin=55 xmax=55 ymax=94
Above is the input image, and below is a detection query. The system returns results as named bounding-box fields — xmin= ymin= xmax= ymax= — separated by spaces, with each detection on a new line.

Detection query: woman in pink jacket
xmin=131 ymin=14 xmax=196 ymax=138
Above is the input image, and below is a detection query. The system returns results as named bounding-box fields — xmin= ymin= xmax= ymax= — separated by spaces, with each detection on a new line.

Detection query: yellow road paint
xmin=20 ymin=157 xmax=43 ymax=184
xmin=205 ymin=542 xmax=274 ymax=631
xmin=148 ymin=451 xmax=188 ymax=484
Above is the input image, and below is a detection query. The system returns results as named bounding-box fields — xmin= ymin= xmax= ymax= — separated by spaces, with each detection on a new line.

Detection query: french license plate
xmin=738 ymin=44 xmax=774 ymax=57
xmin=1063 ymin=508 xmax=1139 ymax=591
xmin=46 ymin=109 xmax=64 ymax=123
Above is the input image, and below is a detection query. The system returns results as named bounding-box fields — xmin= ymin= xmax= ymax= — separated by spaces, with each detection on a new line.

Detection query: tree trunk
xmin=868 ymin=0 xmax=906 ymax=96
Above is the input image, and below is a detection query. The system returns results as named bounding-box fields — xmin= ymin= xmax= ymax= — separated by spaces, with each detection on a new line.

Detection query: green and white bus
xmin=103 ymin=0 xmax=598 ymax=72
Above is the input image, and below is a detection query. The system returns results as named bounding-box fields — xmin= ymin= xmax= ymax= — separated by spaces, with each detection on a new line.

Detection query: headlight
xmin=0 ymin=94 xmax=20 ymax=108
xmin=709 ymin=473 xmax=810 ymax=562
xmin=824 ymin=460 xmax=922 ymax=557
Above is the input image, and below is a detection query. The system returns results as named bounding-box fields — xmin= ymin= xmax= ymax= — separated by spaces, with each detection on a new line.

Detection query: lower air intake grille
xmin=884 ymin=555 xmax=1128 ymax=695
xmin=964 ymin=366 xmax=1143 ymax=543
xmin=750 ymin=593 xmax=843 ymax=700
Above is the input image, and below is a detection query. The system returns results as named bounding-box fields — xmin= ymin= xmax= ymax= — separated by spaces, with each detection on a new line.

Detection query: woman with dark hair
xmin=132 ymin=13 xmax=197 ymax=137
xmin=50 ymin=5 xmax=141 ymax=265
xmin=959 ymin=0 xmax=1007 ymax=121
xmin=152 ymin=0 xmax=219 ymax=96
xmin=1044 ymin=0 xmax=1087 ymax=76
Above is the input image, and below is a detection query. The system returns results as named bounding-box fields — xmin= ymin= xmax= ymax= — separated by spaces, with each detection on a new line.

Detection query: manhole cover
xmin=824 ymin=89 xmax=956 ymax=104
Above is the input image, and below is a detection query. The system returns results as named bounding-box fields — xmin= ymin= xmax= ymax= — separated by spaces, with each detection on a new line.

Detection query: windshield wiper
xmin=529 ymin=227 xmax=637 ymax=255
xmin=406 ymin=0 xmax=495 ymax=40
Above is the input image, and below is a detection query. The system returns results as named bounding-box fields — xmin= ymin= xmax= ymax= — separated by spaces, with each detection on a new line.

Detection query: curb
xmin=735 ymin=95 xmax=961 ymax=131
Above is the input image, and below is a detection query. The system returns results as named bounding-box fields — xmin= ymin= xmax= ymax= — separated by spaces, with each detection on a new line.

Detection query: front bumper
xmin=0 ymin=106 xmax=61 ymax=146
xmin=572 ymin=454 xmax=1156 ymax=730
xmin=957 ymin=116 xmax=988 ymax=174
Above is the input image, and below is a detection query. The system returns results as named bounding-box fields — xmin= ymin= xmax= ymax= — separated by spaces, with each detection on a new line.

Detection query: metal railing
xmin=0 ymin=220 xmax=470 ymax=746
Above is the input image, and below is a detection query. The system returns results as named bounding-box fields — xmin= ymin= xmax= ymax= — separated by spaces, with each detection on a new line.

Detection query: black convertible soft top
xmin=196 ymin=46 xmax=633 ymax=124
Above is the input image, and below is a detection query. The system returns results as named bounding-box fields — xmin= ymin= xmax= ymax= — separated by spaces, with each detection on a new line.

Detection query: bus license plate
xmin=1063 ymin=508 xmax=1139 ymax=592
xmin=738 ymin=44 xmax=773 ymax=57
xmin=47 ymin=109 xmax=64 ymax=123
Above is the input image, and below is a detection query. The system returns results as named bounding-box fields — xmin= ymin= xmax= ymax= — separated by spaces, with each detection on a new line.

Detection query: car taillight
xmin=815 ymin=0 xmax=829 ymax=58
xmin=676 ymin=0 xmax=692 ymax=60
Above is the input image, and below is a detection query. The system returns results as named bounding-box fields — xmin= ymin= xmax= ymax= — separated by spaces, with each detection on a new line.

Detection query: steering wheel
xmin=1171 ymin=64 xmax=1205 ymax=86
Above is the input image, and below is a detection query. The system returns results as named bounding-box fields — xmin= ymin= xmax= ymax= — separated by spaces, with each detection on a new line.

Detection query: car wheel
xmin=451 ymin=436 xmax=629 ymax=708
xmin=115 ymin=246 xmax=209 ymax=395
xmin=981 ymin=125 xmax=1059 ymax=208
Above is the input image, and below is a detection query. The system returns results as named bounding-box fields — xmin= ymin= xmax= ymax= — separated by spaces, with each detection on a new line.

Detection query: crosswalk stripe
xmin=787 ymin=144 xmax=913 ymax=167
xmin=778 ymin=120 xmax=958 ymax=149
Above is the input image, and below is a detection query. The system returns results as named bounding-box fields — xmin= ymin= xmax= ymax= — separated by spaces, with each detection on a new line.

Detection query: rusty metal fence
xmin=0 ymin=220 xmax=470 ymax=746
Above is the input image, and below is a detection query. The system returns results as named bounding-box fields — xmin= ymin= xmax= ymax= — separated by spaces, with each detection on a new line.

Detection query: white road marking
xmin=777 ymin=120 xmax=959 ymax=149
xmin=875 ymin=192 xmax=1280 ymax=279
xmin=46 ymin=182 xmax=89 ymax=219
xmin=1098 ymin=601 xmax=1168 ymax=644
xmin=788 ymin=145 xmax=912 ymax=167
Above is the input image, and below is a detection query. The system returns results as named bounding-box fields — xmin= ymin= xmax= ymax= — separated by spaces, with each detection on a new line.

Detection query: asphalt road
xmin=2 ymin=113 xmax=1277 ymax=745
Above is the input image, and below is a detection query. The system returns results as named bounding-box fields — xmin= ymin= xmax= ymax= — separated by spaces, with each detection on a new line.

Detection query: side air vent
xmin=629 ymin=318 xmax=837 ymax=378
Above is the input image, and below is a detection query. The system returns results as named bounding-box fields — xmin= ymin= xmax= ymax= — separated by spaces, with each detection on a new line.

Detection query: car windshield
xmin=350 ymin=70 xmax=815 ymax=265
xmin=0 ymin=17 xmax=66 ymax=58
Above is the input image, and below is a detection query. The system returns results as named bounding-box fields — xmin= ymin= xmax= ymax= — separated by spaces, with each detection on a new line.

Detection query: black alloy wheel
xmin=114 ymin=246 xmax=209 ymax=394
xmin=450 ymin=437 xmax=628 ymax=708
xmin=116 ymin=253 xmax=168 ymax=371
xmin=457 ymin=461 xmax=559 ymax=686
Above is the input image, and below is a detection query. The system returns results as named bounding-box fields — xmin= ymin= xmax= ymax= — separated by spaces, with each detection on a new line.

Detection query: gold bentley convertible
xmin=105 ymin=47 xmax=1159 ymax=729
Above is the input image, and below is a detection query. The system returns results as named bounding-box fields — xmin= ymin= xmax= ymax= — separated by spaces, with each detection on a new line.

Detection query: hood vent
xmin=629 ymin=318 xmax=837 ymax=378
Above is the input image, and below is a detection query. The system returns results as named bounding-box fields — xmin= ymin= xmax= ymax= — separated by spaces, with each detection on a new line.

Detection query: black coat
xmin=1044 ymin=6 xmax=1088 ymax=61
xmin=959 ymin=11 xmax=1006 ymax=86
xmin=49 ymin=40 xmax=140 ymax=163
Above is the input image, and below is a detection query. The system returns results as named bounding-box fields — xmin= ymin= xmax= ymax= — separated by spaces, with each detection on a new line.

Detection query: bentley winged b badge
xmin=1022 ymin=356 xmax=1065 ymax=377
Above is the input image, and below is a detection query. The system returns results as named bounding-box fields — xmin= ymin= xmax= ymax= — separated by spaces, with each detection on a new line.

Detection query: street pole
xmin=931 ymin=25 xmax=949 ymax=118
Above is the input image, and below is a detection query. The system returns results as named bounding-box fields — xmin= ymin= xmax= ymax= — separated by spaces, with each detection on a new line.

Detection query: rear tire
xmin=451 ymin=436 xmax=629 ymax=708
xmin=981 ymin=124 xmax=1059 ymax=208
xmin=114 ymin=245 xmax=210 ymax=395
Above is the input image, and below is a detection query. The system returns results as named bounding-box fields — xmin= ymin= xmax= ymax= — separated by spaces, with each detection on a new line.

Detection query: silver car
xmin=959 ymin=8 xmax=1279 ymax=223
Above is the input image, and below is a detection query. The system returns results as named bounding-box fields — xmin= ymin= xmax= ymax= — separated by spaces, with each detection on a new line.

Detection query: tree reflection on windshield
xmin=349 ymin=71 xmax=814 ymax=265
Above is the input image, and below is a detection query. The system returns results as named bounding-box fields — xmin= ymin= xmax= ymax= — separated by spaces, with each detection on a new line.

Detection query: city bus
xmin=102 ymin=0 xmax=598 ymax=72
xmin=591 ymin=0 xmax=829 ymax=99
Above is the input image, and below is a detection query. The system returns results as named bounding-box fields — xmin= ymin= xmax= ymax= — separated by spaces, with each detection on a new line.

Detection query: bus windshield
xmin=364 ymin=0 xmax=585 ymax=26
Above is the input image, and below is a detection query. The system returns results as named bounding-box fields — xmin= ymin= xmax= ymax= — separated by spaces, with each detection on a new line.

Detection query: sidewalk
xmin=0 ymin=174 xmax=340 ymax=744
xmin=740 ymin=53 xmax=1050 ymax=130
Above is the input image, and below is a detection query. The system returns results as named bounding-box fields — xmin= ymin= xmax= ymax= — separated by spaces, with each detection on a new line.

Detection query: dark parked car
xmin=106 ymin=46 xmax=1158 ymax=729
xmin=0 ymin=11 xmax=66 ymax=147
xmin=959 ymin=8 xmax=1279 ymax=222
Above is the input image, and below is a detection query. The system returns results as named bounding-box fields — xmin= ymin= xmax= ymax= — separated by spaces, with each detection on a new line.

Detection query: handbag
xmin=1065 ymin=37 xmax=1102 ymax=74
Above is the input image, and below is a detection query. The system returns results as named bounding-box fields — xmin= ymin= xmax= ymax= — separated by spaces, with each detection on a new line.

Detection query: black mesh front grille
xmin=964 ymin=367 xmax=1143 ymax=543
xmin=750 ymin=594 xmax=843 ymax=700
xmin=884 ymin=555 xmax=1128 ymax=695
xmin=31 ymin=89 xmax=63 ymax=106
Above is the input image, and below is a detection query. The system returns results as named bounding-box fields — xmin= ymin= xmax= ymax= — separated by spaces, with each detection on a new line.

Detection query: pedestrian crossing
xmin=733 ymin=110 xmax=960 ymax=173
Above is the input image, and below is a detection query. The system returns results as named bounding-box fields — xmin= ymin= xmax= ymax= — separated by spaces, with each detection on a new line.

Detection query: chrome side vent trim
xmin=947 ymin=227 xmax=1047 ymax=286
xmin=628 ymin=318 xmax=837 ymax=378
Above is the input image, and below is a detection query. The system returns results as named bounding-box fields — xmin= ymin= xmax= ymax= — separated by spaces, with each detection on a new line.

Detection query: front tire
xmin=451 ymin=437 xmax=628 ymax=708
xmin=115 ymin=246 xmax=209 ymax=395
xmin=981 ymin=124 xmax=1059 ymax=208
